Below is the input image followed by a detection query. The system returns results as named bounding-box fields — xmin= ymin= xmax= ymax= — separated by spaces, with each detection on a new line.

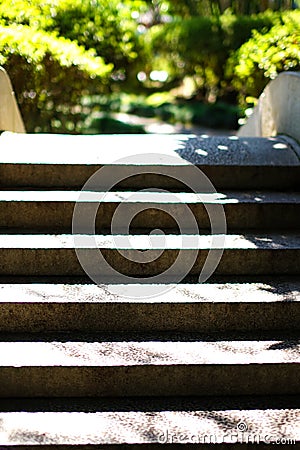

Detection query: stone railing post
xmin=0 ymin=67 xmax=25 ymax=133
xmin=238 ymin=71 xmax=300 ymax=144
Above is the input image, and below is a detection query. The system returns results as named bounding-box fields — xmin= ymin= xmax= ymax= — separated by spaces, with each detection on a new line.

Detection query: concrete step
xmin=0 ymin=279 xmax=298 ymax=332
xmin=0 ymin=334 xmax=298 ymax=396
xmin=0 ymin=234 xmax=298 ymax=277
xmin=0 ymin=133 xmax=299 ymax=189
xmin=0 ymin=396 xmax=298 ymax=447
xmin=0 ymin=190 xmax=299 ymax=232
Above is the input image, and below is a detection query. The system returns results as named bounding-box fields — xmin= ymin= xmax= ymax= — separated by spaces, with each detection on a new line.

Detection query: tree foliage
xmin=0 ymin=0 xmax=143 ymax=132
xmin=227 ymin=11 xmax=300 ymax=101
xmin=168 ymin=0 xmax=298 ymax=17
xmin=0 ymin=0 xmax=299 ymax=132
xmin=148 ymin=10 xmax=283 ymax=101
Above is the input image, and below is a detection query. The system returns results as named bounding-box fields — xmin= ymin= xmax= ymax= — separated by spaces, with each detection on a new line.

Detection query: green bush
xmin=87 ymin=115 xmax=146 ymax=134
xmin=0 ymin=0 xmax=143 ymax=132
xmin=0 ymin=23 xmax=112 ymax=132
xmin=0 ymin=0 xmax=142 ymax=67
xmin=40 ymin=0 xmax=142 ymax=70
xmin=149 ymin=10 xmax=282 ymax=100
xmin=227 ymin=11 xmax=300 ymax=102
xmin=97 ymin=93 xmax=241 ymax=129
xmin=1 ymin=1 xmax=298 ymax=133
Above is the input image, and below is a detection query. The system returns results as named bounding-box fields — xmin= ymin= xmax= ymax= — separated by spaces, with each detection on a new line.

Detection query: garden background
xmin=1 ymin=0 xmax=299 ymax=133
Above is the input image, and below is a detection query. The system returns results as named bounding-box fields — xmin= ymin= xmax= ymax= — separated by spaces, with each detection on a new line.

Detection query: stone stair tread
xmin=0 ymin=133 xmax=299 ymax=434
xmin=1 ymin=132 xmax=299 ymax=166
xmin=0 ymin=233 xmax=298 ymax=277
xmin=0 ymin=396 xmax=299 ymax=446
xmin=0 ymin=338 xmax=299 ymax=365
xmin=1 ymin=134 xmax=298 ymax=189
xmin=0 ymin=233 xmax=299 ymax=249
xmin=0 ymin=279 xmax=298 ymax=332
xmin=0 ymin=280 xmax=298 ymax=303
xmin=0 ymin=336 xmax=298 ymax=396
xmin=1 ymin=190 xmax=298 ymax=232
xmin=0 ymin=190 xmax=299 ymax=203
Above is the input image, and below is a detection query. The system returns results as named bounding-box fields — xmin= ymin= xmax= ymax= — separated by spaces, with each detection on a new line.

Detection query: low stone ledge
xmin=238 ymin=72 xmax=300 ymax=153
xmin=0 ymin=67 xmax=25 ymax=133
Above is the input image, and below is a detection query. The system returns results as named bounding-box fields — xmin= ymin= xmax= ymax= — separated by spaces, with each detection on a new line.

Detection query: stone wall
xmin=238 ymin=71 xmax=300 ymax=144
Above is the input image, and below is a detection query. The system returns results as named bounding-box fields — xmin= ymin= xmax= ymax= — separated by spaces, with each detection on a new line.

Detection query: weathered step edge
xmin=1 ymin=163 xmax=299 ymax=190
xmin=0 ymin=397 xmax=298 ymax=447
xmin=0 ymin=234 xmax=299 ymax=276
xmin=0 ymin=134 xmax=299 ymax=189
xmin=0 ymin=191 xmax=299 ymax=231
xmin=0 ymin=339 xmax=299 ymax=396
xmin=0 ymin=281 xmax=299 ymax=332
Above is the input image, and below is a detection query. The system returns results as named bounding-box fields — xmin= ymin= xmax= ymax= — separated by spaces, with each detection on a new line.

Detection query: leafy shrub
xmin=41 ymin=0 xmax=142 ymax=70
xmin=100 ymin=93 xmax=241 ymax=129
xmin=227 ymin=11 xmax=300 ymax=102
xmin=87 ymin=115 xmax=146 ymax=134
xmin=1 ymin=1 xmax=298 ymax=133
xmin=0 ymin=0 xmax=143 ymax=132
xmin=149 ymin=11 xmax=282 ymax=100
xmin=0 ymin=23 xmax=112 ymax=132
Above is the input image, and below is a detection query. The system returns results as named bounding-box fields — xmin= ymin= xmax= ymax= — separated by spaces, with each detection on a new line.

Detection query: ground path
xmin=112 ymin=112 xmax=237 ymax=135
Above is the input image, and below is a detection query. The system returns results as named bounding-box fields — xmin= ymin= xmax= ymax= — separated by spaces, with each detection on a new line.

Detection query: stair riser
xmin=0 ymin=302 xmax=299 ymax=332
xmin=0 ymin=248 xmax=298 ymax=276
xmin=0 ymin=364 xmax=298 ymax=397
xmin=1 ymin=201 xmax=299 ymax=231
xmin=0 ymin=164 xmax=299 ymax=190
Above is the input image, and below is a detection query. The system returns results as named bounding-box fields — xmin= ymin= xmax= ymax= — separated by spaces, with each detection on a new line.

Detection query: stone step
xmin=0 ymin=234 xmax=298 ymax=277
xmin=0 ymin=396 xmax=298 ymax=447
xmin=0 ymin=335 xmax=298 ymax=397
xmin=0 ymin=190 xmax=299 ymax=232
xmin=0 ymin=279 xmax=298 ymax=332
xmin=0 ymin=133 xmax=299 ymax=189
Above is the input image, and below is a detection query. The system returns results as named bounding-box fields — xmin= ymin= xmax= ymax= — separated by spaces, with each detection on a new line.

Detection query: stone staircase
xmin=0 ymin=131 xmax=299 ymax=447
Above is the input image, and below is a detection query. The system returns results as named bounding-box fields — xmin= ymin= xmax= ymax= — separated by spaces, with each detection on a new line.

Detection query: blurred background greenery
xmin=1 ymin=0 xmax=299 ymax=133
